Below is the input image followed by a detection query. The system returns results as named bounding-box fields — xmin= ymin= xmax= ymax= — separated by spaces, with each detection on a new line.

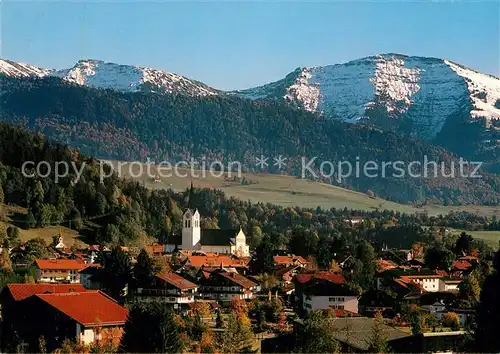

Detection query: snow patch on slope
xmin=370 ymin=55 xmax=421 ymax=113
xmin=284 ymin=68 xmax=321 ymax=112
xmin=0 ymin=59 xmax=53 ymax=77
xmin=285 ymin=59 xmax=377 ymax=122
xmin=52 ymin=59 xmax=218 ymax=96
xmin=445 ymin=60 xmax=500 ymax=122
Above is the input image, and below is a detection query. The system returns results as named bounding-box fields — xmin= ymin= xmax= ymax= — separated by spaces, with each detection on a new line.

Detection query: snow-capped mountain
xmin=0 ymin=59 xmax=54 ymax=78
xmin=234 ymin=54 xmax=500 ymax=140
xmin=2 ymin=54 xmax=499 ymax=142
xmin=0 ymin=58 xmax=218 ymax=97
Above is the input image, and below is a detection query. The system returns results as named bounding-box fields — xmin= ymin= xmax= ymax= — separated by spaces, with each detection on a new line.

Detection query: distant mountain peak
xmin=0 ymin=58 xmax=219 ymax=97
xmin=0 ymin=58 xmax=54 ymax=78
xmin=233 ymin=54 xmax=500 ymax=139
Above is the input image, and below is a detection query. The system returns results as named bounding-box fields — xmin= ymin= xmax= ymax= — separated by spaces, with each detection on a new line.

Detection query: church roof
xmin=200 ymin=229 xmax=240 ymax=246
xmin=165 ymin=234 xmax=182 ymax=246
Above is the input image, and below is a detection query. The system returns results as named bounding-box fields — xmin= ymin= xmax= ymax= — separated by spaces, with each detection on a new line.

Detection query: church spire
xmin=187 ymin=180 xmax=194 ymax=210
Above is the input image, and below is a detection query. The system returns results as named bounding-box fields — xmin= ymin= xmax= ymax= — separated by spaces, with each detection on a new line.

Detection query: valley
xmin=109 ymin=160 xmax=500 ymax=219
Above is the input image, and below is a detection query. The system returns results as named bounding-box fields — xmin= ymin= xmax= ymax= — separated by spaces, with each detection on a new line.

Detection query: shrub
xmin=442 ymin=312 xmax=461 ymax=330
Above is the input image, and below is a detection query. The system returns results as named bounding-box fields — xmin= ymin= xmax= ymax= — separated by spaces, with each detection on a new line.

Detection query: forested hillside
xmin=1 ymin=76 xmax=500 ymax=205
xmin=2 ymin=122 xmax=500 ymax=253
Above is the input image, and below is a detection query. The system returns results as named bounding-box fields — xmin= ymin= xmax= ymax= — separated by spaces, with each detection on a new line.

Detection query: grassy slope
xmin=449 ymin=228 xmax=500 ymax=247
xmin=3 ymin=204 xmax=86 ymax=248
xmin=107 ymin=161 xmax=500 ymax=218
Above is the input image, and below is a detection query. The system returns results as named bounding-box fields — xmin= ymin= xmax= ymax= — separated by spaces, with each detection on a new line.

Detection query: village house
xmin=275 ymin=264 xmax=301 ymax=284
xmin=144 ymin=243 xmax=165 ymax=256
xmin=183 ymin=253 xmax=250 ymax=274
xmin=439 ymin=278 xmax=462 ymax=292
xmin=293 ymin=272 xmax=359 ymax=314
xmin=198 ymin=268 xmax=259 ymax=301
xmin=135 ymin=272 xmax=198 ymax=304
xmin=343 ymin=216 xmax=365 ymax=225
xmin=294 ymin=316 xmax=409 ymax=353
xmin=377 ymin=268 xmax=444 ymax=293
xmin=23 ymin=291 xmax=127 ymax=350
xmin=273 ymin=255 xmax=309 ymax=268
xmin=449 ymin=259 xmax=475 ymax=278
xmin=165 ymin=209 xmax=250 ymax=257
xmin=35 ymin=259 xmax=89 ymax=283
xmin=0 ymin=284 xmax=126 ymax=351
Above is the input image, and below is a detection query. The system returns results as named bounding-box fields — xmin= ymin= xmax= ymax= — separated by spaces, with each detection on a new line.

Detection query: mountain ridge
xmin=234 ymin=53 xmax=500 ymax=140
xmin=1 ymin=73 xmax=500 ymax=205
xmin=0 ymin=58 xmax=219 ymax=97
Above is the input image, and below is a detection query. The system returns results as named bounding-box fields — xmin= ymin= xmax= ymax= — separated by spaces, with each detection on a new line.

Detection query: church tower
xmin=182 ymin=209 xmax=201 ymax=250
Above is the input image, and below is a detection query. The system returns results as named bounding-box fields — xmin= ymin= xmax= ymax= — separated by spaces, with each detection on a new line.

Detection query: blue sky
xmin=2 ymin=1 xmax=499 ymax=90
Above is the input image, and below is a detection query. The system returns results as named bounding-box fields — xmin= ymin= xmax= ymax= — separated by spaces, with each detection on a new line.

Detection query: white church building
xmin=165 ymin=209 xmax=250 ymax=257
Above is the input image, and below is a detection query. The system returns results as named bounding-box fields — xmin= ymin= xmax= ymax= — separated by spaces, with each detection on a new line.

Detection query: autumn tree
xmin=219 ymin=312 xmax=254 ymax=353
xmin=199 ymin=329 xmax=216 ymax=353
xmin=260 ymin=297 xmax=284 ymax=323
xmin=442 ymin=312 xmax=461 ymax=331
xmin=329 ymin=259 xmax=342 ymax=273
xmin=458 ymin=273 xmax=480 ymax=307
xmin=0 ymin=250 xmax=12 ymax=271
xmin=410 ymin=242 xmax=424 ymax=259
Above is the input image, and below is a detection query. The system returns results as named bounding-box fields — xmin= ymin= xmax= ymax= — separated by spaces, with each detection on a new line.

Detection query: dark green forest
xmin=1 ymin=122 xmax=499 ymax=251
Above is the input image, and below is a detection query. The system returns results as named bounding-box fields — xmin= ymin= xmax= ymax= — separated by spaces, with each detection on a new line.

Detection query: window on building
xmin=329 ymin=297 xmax=336 ymax=302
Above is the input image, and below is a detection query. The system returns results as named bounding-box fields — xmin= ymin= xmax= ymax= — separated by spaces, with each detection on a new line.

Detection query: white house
xmin=296 ymin=276 xmax=359 ymax=314
xmin=165 ymin=209 xmax=250 ymax=257
xmin=439 ymin=278 xmax=462 ymax=292
xmin=303 ymin=294 xmax=359 ymax=314
xmin=377 ymin=269 xmax=444 ymax=293
xmin=35 ymin=259 xmax=88 ymax=284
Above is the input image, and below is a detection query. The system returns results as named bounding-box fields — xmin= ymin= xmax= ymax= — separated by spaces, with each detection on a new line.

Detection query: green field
xmin=449 ymin=228 xmax=500 ymax=247
xmin=107 ymin=161 xmax=500 ymax=218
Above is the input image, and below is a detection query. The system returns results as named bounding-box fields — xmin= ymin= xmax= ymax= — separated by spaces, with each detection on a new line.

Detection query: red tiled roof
xmin=394 ymin=279 xmax=409 ymax=289
xmin=295 ymin=271 xmax=346 ymax=285
xmin=35 ymin=259 xmax=87 ymax=271
xmin=218 ymin=271 xmax=257 ymax=289
xmin=145 ymin=244 xmax=164 ymax=254
xmin=435 ymin=270 xmax=449 ymax=277
xmin=187 ymin=255 xmax=249 ymax=268
xmin=458 ymin=255 xmax=478 ymax=261
xmin=35 ymin=291 xmax=128 ymax=327
xmin=156 ymin=273 xmax=198 ymax=290
xmin=275 ymin=264 xmax=300 ymax=277
xmin=6 ymin=283 xmax=87 ymax=301
xmin=378 ymin=259 xmax=397 ymax=271
xmin=452 ymin=260 xmax=473 ymax=271
xmin=273 ymin=255 xmax=308 ymax=265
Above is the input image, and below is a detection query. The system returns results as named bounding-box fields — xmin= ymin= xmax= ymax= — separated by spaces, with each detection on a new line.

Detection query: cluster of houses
xmin=364 ymin=248 xmax=478 ymax=325
xmin=2 ymin=210 xmax=478 ymax=352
